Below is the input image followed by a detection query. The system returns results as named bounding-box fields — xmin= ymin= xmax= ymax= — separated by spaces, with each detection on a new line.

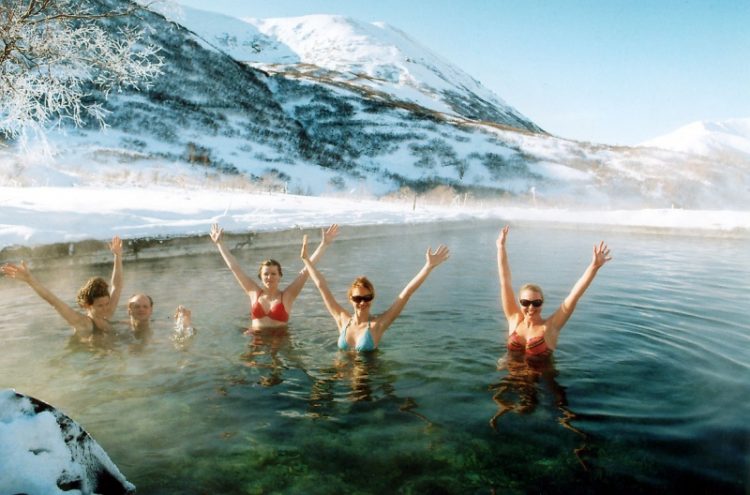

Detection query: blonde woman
xmin=497 ymin=225 xmax=612 ymax=358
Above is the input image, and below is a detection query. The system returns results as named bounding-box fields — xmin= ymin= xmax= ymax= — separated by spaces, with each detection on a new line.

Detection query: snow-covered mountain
xmin=641 ymin=118 xmax=750 ymax=161
xmin=1 ymin=1 xmax=748 ymax=210
xmin=178 ymin=9 xmax=541 ymax=132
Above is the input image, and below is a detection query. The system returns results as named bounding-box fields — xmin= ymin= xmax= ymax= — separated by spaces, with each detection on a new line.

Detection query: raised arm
xmin=376 ymin=245 xmax=450 ymax=334
xmin=547 ymin=241 xmax=612 ymax=331
xmin=210 ymin=223 xmax=261 ymax=295
xmin=106 ymin=236 xmax=123 ymax=319
xmin=283 ymin=224 xmax=339 ymax=301
xmin=300 ymin=234 xmax=348 ymax=327
xmin=497 ymin=226 xmax=521 ymax=321
xmin=1 ymin=261 xmax=91 ymax=334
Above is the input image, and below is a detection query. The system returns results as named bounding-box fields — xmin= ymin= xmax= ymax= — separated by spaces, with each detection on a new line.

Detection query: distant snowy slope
xmin=177 ymin=7 xmax=296 ymax=63
xmin=245 ymin=15 xmax=493 ymax=99
xmin=176 ymin=7 xmax=541 ymax=131
xmin=641 ymin=118 xmax=750 ymax=159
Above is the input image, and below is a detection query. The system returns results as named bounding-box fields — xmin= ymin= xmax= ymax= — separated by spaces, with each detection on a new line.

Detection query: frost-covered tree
xmin=0 ymin=0 xmax=164 ymax=138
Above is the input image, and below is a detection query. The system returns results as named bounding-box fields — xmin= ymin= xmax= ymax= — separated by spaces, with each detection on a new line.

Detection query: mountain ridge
xmin=180 ymin=8 xmax=542 ymax=132
xmin=1 ymin=0 xmax=747 ymax=210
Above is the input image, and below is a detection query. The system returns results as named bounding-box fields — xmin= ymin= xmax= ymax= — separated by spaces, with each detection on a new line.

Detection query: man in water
xmin=127 ymin=293 xmax=155 ymax=333
xmin=126 ymin=293 xmax=193 ymax=341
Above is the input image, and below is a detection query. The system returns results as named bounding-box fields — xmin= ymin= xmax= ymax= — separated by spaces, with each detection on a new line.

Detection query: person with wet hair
xmin=299 ymin=234 xmax=450 ymax=352
xmin=123 ymin=292 xmax=194 ymax=353
xmin=496 ymin=225 xmax=612 ymax=358
xmin=126 ymin=293 xmax=193 ymax=337
xmin=127 ymin=293 xmax=154 ymax=333
xmin=210 ymin=223 xmax=339 ymax=330
xmin=1 ymin=236 xmax=123 ymax=341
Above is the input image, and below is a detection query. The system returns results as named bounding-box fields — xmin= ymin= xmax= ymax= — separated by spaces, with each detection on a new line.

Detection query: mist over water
xmin=1 ymin=221 xmax=748 ymax=493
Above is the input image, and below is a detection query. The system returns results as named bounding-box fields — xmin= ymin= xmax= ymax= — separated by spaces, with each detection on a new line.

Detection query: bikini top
xmin=507 ymin=330 xmax=552 ymax=358
xmin=338 ymin=318 xmax=376 ymax=352
xmin=251 ymin=292 xmax=289 ymax=322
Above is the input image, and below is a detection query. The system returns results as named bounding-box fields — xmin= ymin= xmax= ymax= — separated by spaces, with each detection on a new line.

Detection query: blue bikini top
xmin=338 ymin=318 xmax=376 ymax=352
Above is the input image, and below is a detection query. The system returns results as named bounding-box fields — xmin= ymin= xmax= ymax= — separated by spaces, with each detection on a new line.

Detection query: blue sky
xmin=176 ymin=0 xmax=750 ymax=146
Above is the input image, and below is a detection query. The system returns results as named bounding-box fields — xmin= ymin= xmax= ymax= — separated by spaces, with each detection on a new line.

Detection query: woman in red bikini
xmin=496 ymin=225 xmax=612 ymax=358
xmin=210 ymin=223 xmax=339 ymax=330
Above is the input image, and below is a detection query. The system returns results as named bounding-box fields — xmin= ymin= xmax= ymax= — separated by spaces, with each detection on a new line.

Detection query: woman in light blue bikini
xmin=300 ymin=234 xmax=450 ymax=352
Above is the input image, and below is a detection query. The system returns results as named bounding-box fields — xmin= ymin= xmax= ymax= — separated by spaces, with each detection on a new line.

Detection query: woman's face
xmin=350 ymin=287 xmax=374 ymax=312
xmin=519 ymin=289 xmax=543 ymax=317
xmin=87 ymin=295 xmax=111 ymax=317
xmin=260 ymin=265 xmax=281 ymax=289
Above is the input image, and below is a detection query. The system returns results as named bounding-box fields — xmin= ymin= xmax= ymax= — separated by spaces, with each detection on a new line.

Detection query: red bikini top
xmin=251 ymin=293 xmax=289 ymax=322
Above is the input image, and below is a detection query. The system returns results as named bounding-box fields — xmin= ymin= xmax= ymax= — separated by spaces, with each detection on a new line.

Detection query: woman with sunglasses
xmin=210 ymin=223 xmax=339 ymax=330
xmin=299 ymin=234 xmax=450 ymax=352
xmin=497 ymin=225 xmax=611 ymax=358
xmin=1 ymin=236 xmax=123 ymax=342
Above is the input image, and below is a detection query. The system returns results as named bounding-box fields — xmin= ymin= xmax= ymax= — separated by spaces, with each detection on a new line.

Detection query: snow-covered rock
xmin=0 ymin=389 xmax=134 ymax=495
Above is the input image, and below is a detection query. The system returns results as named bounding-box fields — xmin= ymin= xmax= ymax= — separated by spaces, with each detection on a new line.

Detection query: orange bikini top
xmin=507 ymin=330 xmax=552 ymax=357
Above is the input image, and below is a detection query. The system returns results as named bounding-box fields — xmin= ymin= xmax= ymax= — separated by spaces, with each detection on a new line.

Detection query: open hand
xmin=174 ymin=305 xmax=192 ymax=323
xmin=592 ymin=241 xmax=612 ymax=268
xmin=210 ymin=223 xmax=223 ymax=244
xmin=426 ymin=245 xmax=450 ymax=268
xmin=1 ymin=261 xmax=32 ymax=282
xmin=322 ymin=224 xmax=340 ymax=245
xmin=109 ymin=235 xmax=123 ymax=256
xmin=496 ymin=225 xmax=509 ymax=249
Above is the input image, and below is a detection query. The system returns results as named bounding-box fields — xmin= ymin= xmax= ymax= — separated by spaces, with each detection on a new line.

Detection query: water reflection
xmin=339 ymin=352 xmax=385 ymax=403
xmin=489 ymin=354 xmax=589 ymax=469
xmin=307 ymin=352 xmax=431 ymax=424
xmin=240 ymin=327 xmax=292 ymax=387
xmin=65 ymin=332 xmax=118 ymax=354
xmin=307 ymin=352 xmax=385 ymax=412
xmin=60 ymin=317 xmax=197 ymax=356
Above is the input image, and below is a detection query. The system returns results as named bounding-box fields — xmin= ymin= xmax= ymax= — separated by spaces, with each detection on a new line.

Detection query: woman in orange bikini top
xmin=496 ymin=225 xmax=612 ymax=358
xmin=211 ymin=223 xmax=339 ymax=330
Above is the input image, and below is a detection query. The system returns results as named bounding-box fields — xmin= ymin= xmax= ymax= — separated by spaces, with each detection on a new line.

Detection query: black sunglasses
xmin=519 ymin=299 xmax=543 ymax=308
xmin=351 ymin=294 xmax=374 ymax=303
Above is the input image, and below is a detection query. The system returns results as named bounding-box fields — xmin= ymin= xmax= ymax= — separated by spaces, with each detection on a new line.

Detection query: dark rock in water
xmin=0 ymin=389 xmax=135 ymax=495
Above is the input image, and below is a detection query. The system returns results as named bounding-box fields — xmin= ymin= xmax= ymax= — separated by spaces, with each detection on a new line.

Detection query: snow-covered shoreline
xmin=1 ymin=185 xmax=748 ymax=253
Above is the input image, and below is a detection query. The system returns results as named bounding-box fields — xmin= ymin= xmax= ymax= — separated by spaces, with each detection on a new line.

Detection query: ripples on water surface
xmin=1 ymin=222 xmax=748 ymax=494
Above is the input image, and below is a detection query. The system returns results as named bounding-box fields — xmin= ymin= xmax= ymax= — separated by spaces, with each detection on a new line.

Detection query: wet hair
xmin=257 ymin=259 xmax=283 ymax=279
xmin=128 ymin=294 xmax=154 ymax=308
xmin=76 ymin=277 xmax=110 ymax=308
xmin=519 ymin=283 xmax=544 ymax=301
xmin=347 ymin=276 xmax=375 ymax=300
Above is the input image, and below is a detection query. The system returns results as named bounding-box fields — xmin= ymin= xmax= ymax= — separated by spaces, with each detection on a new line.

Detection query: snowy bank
xmin=1 ymin=186 xmax=748 ymax=252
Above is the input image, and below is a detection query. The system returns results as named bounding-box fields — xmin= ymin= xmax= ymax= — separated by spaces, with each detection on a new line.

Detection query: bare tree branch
xmin=0 ymin=0 xmax=164 ymax=137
